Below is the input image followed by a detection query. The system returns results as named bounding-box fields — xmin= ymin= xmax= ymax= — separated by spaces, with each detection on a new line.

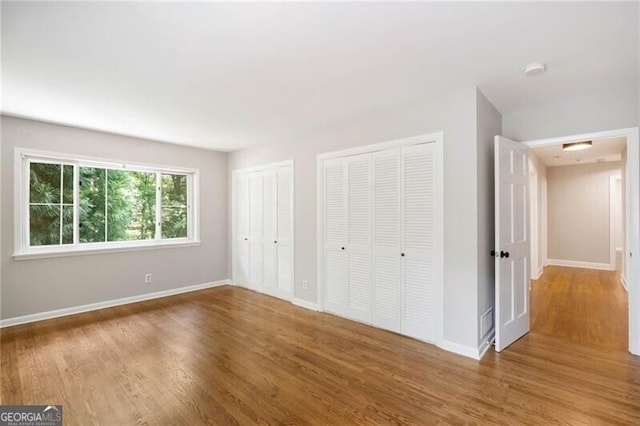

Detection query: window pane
xmin=79 ymin=167 xmax=106 ymax=243
xmin=106 ymin=170 xmax=156 ymax=242
xmin=30 ymin=205 xmax=60 ymax=246
xmin=62 ymin=165 xmax=74 ymax=204
xmin=162 ymin=174 xmax=187 ymax=239
xmin=128 ymin=171 xmax=156 ymax=240
xmin=30 ymin=162 xmax=61 ymax=204
xmin=62 ymin=205 xmax=74 ymax=244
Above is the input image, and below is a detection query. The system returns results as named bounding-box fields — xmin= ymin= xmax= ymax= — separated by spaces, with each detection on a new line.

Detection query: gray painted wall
xmin=475 ymin=89 xmax=501 ymax=345
xmin=502 ymin=86 xmax=638 ymax=142
xmin=1 ymin=116 xmax=229 ymax=319
xmin=228 ymin=87 xmax=489 ymax=350
xmin=547 ymin=161 xmax=621 ymax=264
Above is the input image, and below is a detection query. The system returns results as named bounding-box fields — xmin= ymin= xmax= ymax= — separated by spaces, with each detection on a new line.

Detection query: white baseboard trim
xmin=292 ymin=297 xmax=320 ymax=312
xmin=478 ymin=330 xmax=495 ymax=359
xmin=533 ymin=266 xmax=544 ymax=280
xmin=0 ymin=279 xmax=231 ymax=328
xmin=437 ymin=340 xmax=482 ymax=360
xmin=546 ymin=258 xmax=614 ymax=271
xmin=621 ymin=275 xmax=628 ymax=292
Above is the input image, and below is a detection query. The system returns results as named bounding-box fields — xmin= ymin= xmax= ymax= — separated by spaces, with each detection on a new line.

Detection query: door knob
xmin=341 ymin=247 xmax=345 ymax=250
xmin=244 ymin=238 xmax=248 ymax=241
xmin=274 ymin=240 xmax=278 ymax=244
xmin=500 ymin=251 xmax=510 ymax=258
xmin=401 ymin=253 xmax=405 ymax=257
xmin=490 ymin=250 xmax=496 ymax=257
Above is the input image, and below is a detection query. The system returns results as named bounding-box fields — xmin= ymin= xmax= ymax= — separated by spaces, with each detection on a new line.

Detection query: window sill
xmin=13 ymin=239 xmax=202 ymax=261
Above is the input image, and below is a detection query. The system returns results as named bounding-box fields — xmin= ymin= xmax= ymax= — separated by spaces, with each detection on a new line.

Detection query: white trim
xmin=0 ymin=279 xmax=231 ymax=328
xmin=525 ymin=126 xmax=640 ymax=355
xmin=547 ymin=258 xmax=614 ymax=271
xmin=621 ymin=275 xmax=629 ymax=292
xmin=533 ymin=266 xmax=544 ymax=280
xmin=478 ymin=330 xmax=496 ymax=359
xmin=13 ymin=240 xmax=201 ymax=261
xmin=437 ymin=340 xmax=482 ymax=360
xmin=292 ymin=298 xmax=320 ymax=312
xmin=317 ymin=132 xmax=442 ymax=160
xmin=316 ymin=132 xmax=444 ymax=345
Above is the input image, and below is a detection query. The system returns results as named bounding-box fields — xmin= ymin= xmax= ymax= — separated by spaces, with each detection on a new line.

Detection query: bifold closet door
xmin=234 ymin=173 xmax=250 ymax=287
xmin=372 ymin=149 xmax=402 ymax=332
xmin=401 ymin=143 xmax=437 ymax=342
xmin=248 ymin=172 xmax=264 ymax=291
xmin=275 ymin=165 xmax=294 ymax=297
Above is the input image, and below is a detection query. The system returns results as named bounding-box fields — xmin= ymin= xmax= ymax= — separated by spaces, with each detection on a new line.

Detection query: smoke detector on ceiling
xmin=523 ymin=62 xmax=547 ymax=76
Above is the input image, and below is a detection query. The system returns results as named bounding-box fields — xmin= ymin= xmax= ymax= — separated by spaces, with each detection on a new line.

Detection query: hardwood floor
xmin=531 ymin=265 xmax=628 ymax=350
xmin=2 ymin=285 xmax=640 ymax=425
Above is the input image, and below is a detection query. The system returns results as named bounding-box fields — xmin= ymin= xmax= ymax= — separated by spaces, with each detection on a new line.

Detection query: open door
xmin=495 ymin=135 xmax=530 ymax=351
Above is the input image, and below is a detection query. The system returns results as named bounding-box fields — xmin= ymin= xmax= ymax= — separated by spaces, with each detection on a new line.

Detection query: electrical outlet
xmin=145 ymin=273 xmax=152 ymax=283
xmin=302 ymin=280 xmax=308 ymax=290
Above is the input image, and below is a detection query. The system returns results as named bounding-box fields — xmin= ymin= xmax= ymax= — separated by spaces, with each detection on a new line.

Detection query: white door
xmin=262 ymin=169 xmax=278 ymax=294
xmin=495 ymin=135 xmax=530 ymax=351
xmin=372 ymin=149 xmax=402 ymax=332
xmin=248 ymin=171 xmax=263 ymax=291
xmin=324 ymin=158 xmax=348 ymax=316
xmin=234 ymin=173 xmax=250 ymax=287
xmin=275 ymin=165 xmax=294 ymax=298
xmin=345 ymin=153 xmax=372 ymax=323
xmin=401 ymin=143 xmax=438 ymax=342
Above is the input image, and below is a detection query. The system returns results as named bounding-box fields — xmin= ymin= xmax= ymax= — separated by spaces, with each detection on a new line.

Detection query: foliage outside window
xmin=18 ymin=150 xmax=198 ymax=257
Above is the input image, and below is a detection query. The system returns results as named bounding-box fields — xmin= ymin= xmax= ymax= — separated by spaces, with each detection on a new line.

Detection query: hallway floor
xmin=531 ymin=265 xmax=628 ymax=350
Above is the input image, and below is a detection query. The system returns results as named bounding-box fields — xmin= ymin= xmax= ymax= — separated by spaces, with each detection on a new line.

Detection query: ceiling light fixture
xmin=523 ymin=62 xmax=547 ymax=76
xmin=563 ymin=141 xmax=592 ymax=151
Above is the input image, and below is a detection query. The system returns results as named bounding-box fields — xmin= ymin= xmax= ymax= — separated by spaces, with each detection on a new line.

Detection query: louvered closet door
xmin=372 ymin=149 xmax=402 ymax=332
xmin=234 ymin=173 xmax=250 ymax=287
xmin=345 ymin=153 xmax=372 ymax=323
xmin=275 ymin=164 xmax=294 ymax=298
xmin=324 ymin=157 xmax=348 ymax=317
xmin=401 ymin=143 xmax=437 ymax=342
xmin=248 ymin=171 xmax=263 ymax=292
xmin=262 ymin=168 xmax=278 ymax=295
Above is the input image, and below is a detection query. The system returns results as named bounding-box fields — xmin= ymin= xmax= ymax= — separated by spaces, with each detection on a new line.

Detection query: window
xmin=15 ymin=149 xmax=199 ymax=259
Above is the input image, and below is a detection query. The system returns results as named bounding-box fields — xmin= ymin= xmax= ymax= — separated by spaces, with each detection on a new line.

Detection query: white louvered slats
xmin=372 ymin=149 xmax=401 ymax=332
xmin=346 ymin=154 xmax=372 ymax=322
xmin=262 ymin=169 xmax=277 ymax=291
xmin=401 ymin=143 xmax=437 ymax=342
xmin=233 ymin=161 xmax=294 ymax=302
xmin=234 ymin=173 xmax=250 ymax=287
xmin=248 ymin=172 xmax=263 ymax=291
xmin=321 ymin=139 xmax=441 ymax=344
xmin=276 ymin=165 xmax=294 ymax=296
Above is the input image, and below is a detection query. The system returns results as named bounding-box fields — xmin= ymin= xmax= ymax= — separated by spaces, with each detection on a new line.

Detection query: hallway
xmin=530 ymin=266 xmax=628 ymax=350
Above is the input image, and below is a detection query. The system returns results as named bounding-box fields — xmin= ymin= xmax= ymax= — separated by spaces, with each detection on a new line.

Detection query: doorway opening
xmin=524 ymin=128 xmax=639 ymax=355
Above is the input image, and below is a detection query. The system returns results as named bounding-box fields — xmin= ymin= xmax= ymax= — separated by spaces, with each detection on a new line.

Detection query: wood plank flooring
xmin=531 ymin=265 xmax=628 ymax=350
xmin=2 ymin=285 xmax=640 ymax=425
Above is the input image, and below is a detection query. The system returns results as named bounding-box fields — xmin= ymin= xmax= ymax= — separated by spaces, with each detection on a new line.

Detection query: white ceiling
xmin=2 ymin=2 xmax=638 ymax=152
xmin=531 ymin=136 xmax=627 ymax=167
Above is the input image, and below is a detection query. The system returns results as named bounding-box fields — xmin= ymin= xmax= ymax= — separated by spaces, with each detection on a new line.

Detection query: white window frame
xmin=14 ymin=148 xmax=200 ymax=260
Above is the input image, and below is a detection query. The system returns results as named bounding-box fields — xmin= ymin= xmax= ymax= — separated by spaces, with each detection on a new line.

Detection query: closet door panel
xmin=234 ymin=173 xmax=250 ymax=287
xmin=262 ymin=169 xmax=277 ymax=293
xmin=401 ymin=143 xmax=437 ymax=342
xmin=372 ymin=149 xmax=402 ymax=332
xmin=248 ymin=172 xmax=264 ymax=291
xmin=324 ymin=158 xmax=347 ymax=315
xmin=346 ymin=154 xmax=372 ymax=322
xmin=276 ymin=165 xmax=293 ymax=295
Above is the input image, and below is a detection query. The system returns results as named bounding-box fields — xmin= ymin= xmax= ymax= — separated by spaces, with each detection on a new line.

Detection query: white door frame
xmin=525 ymin=127 xmax=640 ymax=355
xmin=610 ymin=175 xmax=622 ymax=274
xmin=529 ymin=168 xmax=539 ymax=280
